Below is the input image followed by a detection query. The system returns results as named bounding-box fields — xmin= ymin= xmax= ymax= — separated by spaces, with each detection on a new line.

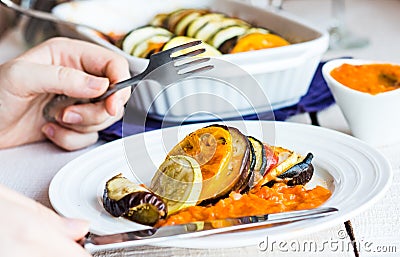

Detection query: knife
xmin=81 ymin=207 xmax=338 ymax=251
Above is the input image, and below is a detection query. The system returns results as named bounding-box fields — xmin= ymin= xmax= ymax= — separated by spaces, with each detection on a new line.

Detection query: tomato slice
xmin=263 ymin=143 xmax=278 ymax=174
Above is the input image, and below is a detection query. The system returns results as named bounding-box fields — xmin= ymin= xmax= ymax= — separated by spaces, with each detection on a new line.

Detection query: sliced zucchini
xmin=244 ymin=27 xmax=270 ymax=35
xmin=248 ymin=136 xmax=267 ymax=175
xmin=162 ymin=36 xmax=222 ymax=57
xmin=150 ymin=155 xmax=203 ymax=215
xmin=186 ymin=13 xmax=225 ymax=38
xmin=167 ymin=9 xmax=197 ymax=33
xmin=248 ymin=138 xmax=256 ymax=172
xmin=132 ymin=34 xmax=172 ymax=58
xmin=122 ymin=26 xmax=172 ymax=56
xmin=195 ymin=18 xmax=249 ymax=43
xmin=210 ymin=25 xmax=248 ymax=50
xmin=175 ymin=10 xmax=208 ymax=36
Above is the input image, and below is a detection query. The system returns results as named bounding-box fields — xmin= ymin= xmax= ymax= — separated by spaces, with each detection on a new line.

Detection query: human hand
xmin=0 ymin=37 xmax=131 ymax=150
xmin=0 ymin=184 xmax=91 ymax=257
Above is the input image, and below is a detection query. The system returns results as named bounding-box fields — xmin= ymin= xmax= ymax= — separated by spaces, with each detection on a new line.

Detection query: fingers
xmin=31 ymin=201 xmax=89 ymax=242
xmin=44 ymin=239 xmax=92 ymax=257
xmin=57 ymin=89 xmax=129 ymax=125
xmin=4 ymin=60 xmax=109 ymax=98
xmin=8 ymin=38 xmax=131 ymax=99
xmin=41 ymin=123 xmax=99 ymax=151
xmin=0 ymin=184 xmax=90 ymax=243
xmin=104 ymin=87 xmax=131 ymax=116
xmin=62 ymin=218 xmax=90 ymax=241
xmin=19 ymin=37 xmax=131 ymax=84
xmin=57 ymin=114 xmax=122 ymax=134
xmin=0 ymin=189 xmax=91 ymax=257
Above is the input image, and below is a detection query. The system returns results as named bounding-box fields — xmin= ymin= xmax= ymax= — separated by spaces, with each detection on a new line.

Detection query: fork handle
xmin=90 ymin=72 xmax=145 ymax=102
xmin=42 ymin=73 xmax=144 ymax=122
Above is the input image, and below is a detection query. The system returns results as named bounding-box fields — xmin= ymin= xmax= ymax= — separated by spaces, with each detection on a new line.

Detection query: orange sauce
xmin=330 ymin=63 xmax=400 ymax=95
xmin=158 ymin=183 xmax=331 ymax=226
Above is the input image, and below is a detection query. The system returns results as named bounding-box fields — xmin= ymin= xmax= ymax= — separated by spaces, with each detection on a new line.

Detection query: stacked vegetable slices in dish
xmin=102 ymin=125 xmax=331 ymax=227
xmin=119 ymin=8 xmax=290 ymax=59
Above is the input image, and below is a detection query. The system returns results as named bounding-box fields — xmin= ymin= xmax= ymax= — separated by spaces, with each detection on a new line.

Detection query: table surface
xmin=1 ymin=0 xmax=400 ymax=256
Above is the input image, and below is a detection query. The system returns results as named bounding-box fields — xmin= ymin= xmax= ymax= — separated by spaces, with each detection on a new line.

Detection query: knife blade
xmin=81 ymin=207 xmax=338 ymax=251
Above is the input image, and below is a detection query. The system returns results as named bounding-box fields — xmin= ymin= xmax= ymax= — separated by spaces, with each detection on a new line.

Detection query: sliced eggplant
xmin=218 ymin=36 xmax=239 ymax=54
xmin=211 ymin=26 xmax=248 ymax=51
xmin=248 ymin=136 xmax=267 ymax=176
xmin=186 ymin=13 xmax=225 ymax=38
xmin=277 ymin=153 xmax=314 ymax=186
xmin=102 ymin=174 xmax=167 ymax=226
xmin=256 ymin=146 xmax=301 ymax=187
xmin=263 ymin=153 xmax=314 ymax=187
xmin=226 ymin=127 xmax=251 ymax=193
xmin=237 ymin=137 xmax=255 ymax=193
xmin=121 ymin=26 xmax=172 ymax=55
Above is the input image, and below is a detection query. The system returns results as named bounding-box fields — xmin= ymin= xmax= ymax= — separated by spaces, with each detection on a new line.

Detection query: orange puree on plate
xmin=330 ymin=63 xmax=400 ymax=95
xmin=158 ymin=183 xmax=331 ymax=226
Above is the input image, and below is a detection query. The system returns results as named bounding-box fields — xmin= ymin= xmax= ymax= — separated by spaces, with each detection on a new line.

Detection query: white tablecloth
xmin=1 ymin=1 xmax=400 ymax=256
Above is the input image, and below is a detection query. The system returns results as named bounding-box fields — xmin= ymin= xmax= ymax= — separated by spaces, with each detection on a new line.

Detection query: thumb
xmin=62 ymin=218 xmax=90 ymax=241
xmin=9 ymin=60 xmax=109 ymax=98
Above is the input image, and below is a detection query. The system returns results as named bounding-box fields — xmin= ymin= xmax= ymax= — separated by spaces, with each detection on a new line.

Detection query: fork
xmin=42 ymin=40 xmax=214 ymax=122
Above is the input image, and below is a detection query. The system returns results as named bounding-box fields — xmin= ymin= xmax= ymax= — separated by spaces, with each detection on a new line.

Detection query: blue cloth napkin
xmin=99 ymin=60 xmax=336 ymax=141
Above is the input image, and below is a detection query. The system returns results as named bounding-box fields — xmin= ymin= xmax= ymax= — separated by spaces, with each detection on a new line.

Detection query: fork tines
xmin=163 ymin=40 xmax=202 ymax=57
xmin=172 ymin=48 xmax=206 ymax=61
xmin=178 ymin=64 xmax=214 ymax=76
xmin=175 ymin=57 xmax=210 ymax=70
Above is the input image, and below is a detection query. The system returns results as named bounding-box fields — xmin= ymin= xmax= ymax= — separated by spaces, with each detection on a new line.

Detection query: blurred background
xmin=1 ymin=0 xmax=399 ymax=63
xmin=1 ymin=0 xmax=399 ymax=127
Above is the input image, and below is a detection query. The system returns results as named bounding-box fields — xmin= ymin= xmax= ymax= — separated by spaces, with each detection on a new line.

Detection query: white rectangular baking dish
xmin=52 ymin=0 xmax=329 ymax=122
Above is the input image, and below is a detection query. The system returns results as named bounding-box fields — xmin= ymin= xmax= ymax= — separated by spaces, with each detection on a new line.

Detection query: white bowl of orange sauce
xmin=322 ymin=58 xmax=400 ymax=146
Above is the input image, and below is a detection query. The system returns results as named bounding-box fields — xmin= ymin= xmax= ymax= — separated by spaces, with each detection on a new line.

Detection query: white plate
xmin=49 ymin=121 xmax=392 ymax=248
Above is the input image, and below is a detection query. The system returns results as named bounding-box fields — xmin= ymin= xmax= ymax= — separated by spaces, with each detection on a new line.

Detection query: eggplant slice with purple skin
xmin=103 ymin=174 xmax=167 ymax=226
xmin=228 ymin=127 xmax=252 ymax=193
xmin=264 ymin=153 xmax=314 ymax=187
